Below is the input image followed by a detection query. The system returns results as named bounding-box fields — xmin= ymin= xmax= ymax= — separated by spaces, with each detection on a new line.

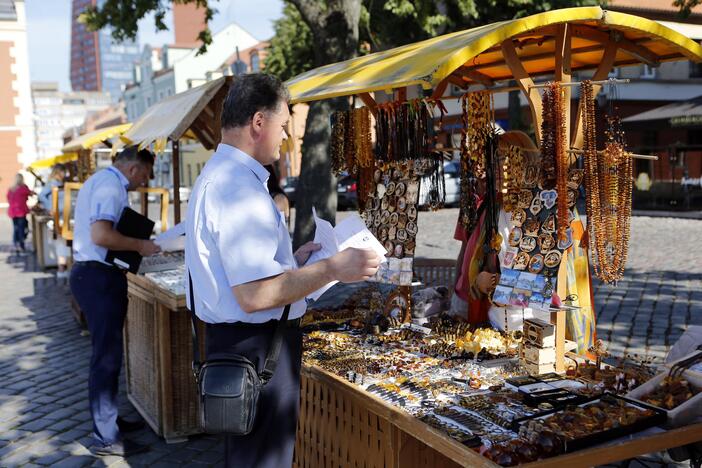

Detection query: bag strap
xmin=188 ymin=270 xmax=290 ymax=386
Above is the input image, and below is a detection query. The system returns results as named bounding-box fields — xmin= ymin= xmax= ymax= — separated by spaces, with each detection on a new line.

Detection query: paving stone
xmin=50 ymin=455 xmax=95 ymax=468
xmin=34 ymin=450 xmax=72 ymax=466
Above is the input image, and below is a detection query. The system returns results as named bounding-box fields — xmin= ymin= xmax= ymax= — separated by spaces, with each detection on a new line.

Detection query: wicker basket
xmin=124 ymin=274 xmax=204 ymax=443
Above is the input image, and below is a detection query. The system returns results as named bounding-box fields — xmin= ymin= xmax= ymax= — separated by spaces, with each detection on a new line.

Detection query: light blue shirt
xmin=38 ymin=180 xmax=64 ymax=216
xmin=73 ymin=166 xmax=129 ymax=264
xmin=185 ymin=144 xmax=306 ymax=324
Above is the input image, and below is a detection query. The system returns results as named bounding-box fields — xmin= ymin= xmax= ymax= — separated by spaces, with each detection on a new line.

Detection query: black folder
xmin=105 ymin=207 xmax=155 ymax=273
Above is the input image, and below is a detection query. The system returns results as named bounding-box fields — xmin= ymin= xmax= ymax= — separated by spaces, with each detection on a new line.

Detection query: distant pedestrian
xmin=6 ymin=173 xmax=32 ymax=254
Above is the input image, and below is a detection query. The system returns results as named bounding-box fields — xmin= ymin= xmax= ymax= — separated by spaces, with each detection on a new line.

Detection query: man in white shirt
xmin=185 ymin=74 xmax=379 ymax=468
xmin=70 ymin=146 xmax=160 ymax=457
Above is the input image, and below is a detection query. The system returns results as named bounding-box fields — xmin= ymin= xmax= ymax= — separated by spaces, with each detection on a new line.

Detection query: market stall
xmin=282 ymin=6 xmax=702 ymax=466
xmin=117 ymin=76 xmax=231 ymax=442
xmin=26 ymin=153 xmax=78 ymax=269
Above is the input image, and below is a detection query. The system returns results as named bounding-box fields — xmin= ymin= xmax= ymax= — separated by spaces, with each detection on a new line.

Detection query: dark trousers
xmin=11 ymin=216 xmax=28 ymax=249
xmin=70 ymin=262 xmax=128 ymax=446
xmin=206 ymin=321 xmax=303 ymax=468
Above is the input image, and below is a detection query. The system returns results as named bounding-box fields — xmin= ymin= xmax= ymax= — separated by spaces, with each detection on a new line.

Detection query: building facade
xmin=70 ymin=0 xmax=140 ymax=100
xmin=31 ymin=82 xmax=112 ymax=159
xmin=0 ymin=0 xmax=35 ymax=203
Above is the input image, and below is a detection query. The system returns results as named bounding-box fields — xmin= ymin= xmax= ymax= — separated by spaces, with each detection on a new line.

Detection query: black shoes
xmin=92 ymin=439 xmax=149 ymax=457
xmin=117 ymin=417 xmax=146 ymax=433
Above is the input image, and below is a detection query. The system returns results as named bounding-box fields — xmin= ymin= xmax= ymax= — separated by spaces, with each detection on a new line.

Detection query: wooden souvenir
xmin=524 ymin=318 xmax=555 ymax=348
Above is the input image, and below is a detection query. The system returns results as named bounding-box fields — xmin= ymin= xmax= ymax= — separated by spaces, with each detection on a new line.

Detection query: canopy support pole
xmin=571 ymin=40 xmax=619 ymax=149
xmin=552 ymin=23 xmax=572 ymax=373
xmin=431 ymin=78 xmax=449 ymax=100
xmin=358 ymin=93 xmax=378 ymax=116
xmin=501 ymin=39 xmax=543 ymax=144
xmin=172 ymin=139 xmax=181 ymax=225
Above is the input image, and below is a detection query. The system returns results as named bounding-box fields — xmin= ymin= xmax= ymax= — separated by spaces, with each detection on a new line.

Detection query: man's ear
xmin=251 ymin=111 xmax=265 ymax=135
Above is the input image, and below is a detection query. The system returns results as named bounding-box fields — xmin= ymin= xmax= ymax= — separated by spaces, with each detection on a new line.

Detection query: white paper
xmin=305 ymin=208 xmax=386 ymax=301
xmin=154 ymin=222 xmax=186 ymax=252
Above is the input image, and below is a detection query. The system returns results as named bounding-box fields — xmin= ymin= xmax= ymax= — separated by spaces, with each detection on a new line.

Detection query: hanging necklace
xmin=551 ymin=82 xmax=570 ymax=242
xmin=540 ymin=87 xmax=557 ymax=189
xmin=580 ymin=80 xmax=633 ymax=283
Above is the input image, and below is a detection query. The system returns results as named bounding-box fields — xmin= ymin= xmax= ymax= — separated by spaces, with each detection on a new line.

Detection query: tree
xmin=81 ymin=0 xmax=216 ymax=55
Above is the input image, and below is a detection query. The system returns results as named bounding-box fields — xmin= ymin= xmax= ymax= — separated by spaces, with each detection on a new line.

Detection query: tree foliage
xmin=263 ymin=3 xmax=314 ymax=82
xmin=80 ymin=0 xmax=216 ymax=55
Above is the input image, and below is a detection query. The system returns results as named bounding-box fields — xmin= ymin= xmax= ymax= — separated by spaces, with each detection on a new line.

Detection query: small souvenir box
xmin=523 ymin=344 xmax=556 ymax=364
xmin=523 ymin=318 xmax=555 ymax=348
xmin=522 ymin=360 xmax=556 ymax=376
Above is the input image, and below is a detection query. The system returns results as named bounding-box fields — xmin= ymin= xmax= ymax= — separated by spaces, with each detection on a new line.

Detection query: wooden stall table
xmin=124 ymin=271 xmax=204 ymax=443
xmin=295 ymin=364 xmax=702 ymax=468
xmin=30 ymin=212 xmax=58 ymax=269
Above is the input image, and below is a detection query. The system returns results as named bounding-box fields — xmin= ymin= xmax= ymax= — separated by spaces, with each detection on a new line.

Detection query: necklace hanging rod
xmin=567 ymin=149 xmax=658 ymax=161
xmin=529 ymin=78 xmax=631 ymax=89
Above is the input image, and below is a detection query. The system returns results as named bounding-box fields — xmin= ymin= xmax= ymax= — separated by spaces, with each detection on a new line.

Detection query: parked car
xmin=418 ymin=160 xmax=461 ymax=207
xmin=337 ymin=173 xmax=358 ymax=210
xmin=282 ymin=176 xmax=298 ymax=207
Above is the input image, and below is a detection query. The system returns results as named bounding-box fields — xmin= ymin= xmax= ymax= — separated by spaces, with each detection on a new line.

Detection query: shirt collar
xmin=107 ymin=166 xmax=130 ymax=190
xmin=217 ymin=143 xmax=270 ymax=188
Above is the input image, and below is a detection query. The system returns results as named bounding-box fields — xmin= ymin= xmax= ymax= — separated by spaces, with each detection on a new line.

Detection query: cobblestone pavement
xmin=0 ymin=210 xmax=700 ymax=466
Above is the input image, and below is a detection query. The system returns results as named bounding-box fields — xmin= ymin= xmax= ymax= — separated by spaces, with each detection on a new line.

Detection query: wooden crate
xmin=413 ymin=258 xmax=456 ymax=292
xmin=124 ymin=274 xmax=204 ymax=443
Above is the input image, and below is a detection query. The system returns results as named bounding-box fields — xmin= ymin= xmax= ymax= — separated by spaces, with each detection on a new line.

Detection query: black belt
xmin=207 ymin=318 xmax=301 ymax=329
xmin=74 ymin=260 xmax=126 ymax=274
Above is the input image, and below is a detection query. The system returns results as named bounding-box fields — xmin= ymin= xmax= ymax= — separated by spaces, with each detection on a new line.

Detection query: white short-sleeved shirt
xmin=185 ymin=144 xmax=306 ymax=324
xmin=73 ymin=166 xmax=129 ymax=264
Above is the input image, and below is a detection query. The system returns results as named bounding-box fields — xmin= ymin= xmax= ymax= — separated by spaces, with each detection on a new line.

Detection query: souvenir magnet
xmin=394 ymin=244 xmax=404 ymax=258
xmin=523 ymin=219 xmax=540 ymax=237
xmin=514 ymin=252 xmax=530 ymax=271
xmin=406 ymin=221 xmax=418 ymax=236
xmin=567 ymin=169 xmax=584 ymax=189
xmin=557 ymin=229 xmax=573 ymax=250
xmin=395 ymin=182 xmax=406 ymax=197
xmin=544 ymin=250 xmax=562 ymax=269
xmin=377 ymin=183 xmax=386 ymax=199
xmin=539 ymin=190 xmax=558 ymax=210
xmin=529 ymin=196 xmax=543 ymax=216
xmin=502 ymin=247 xmax=518 ymax=269
xmin=529 ymin=254 xmax=544 ymax=274
xmin=519 ymin=236 xmax=537 ymax=253
xmin=386 ymin=181 xmax=396 ymax=196
xmin=397 ymin=196 xmax=407 ymax=212
xmin=508 ymin=227 xmax=522 ymax=247
xmin=511 ymin=209 xmax=527 ymax=227
xmin=567 ymin=189 xmax=577 ymax=208
xmin=407 ymin=205 xmax=417 ymax=221
xmin=397 ymin=229 xmax=408 ymax=242
xmin=389 ymin=212 xmax=399 ymax=226
xmin=388 ymin=225 xmax=397 ymax=240
xmin=518 ymin=190 xmax=532 ymax=209
xmin=542 ymin=214 xmax=556 ymax=233
xmin=538 ymin=233 xmax=556 ymax=251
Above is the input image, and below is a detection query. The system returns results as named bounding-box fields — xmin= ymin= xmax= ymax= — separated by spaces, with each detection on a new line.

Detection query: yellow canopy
xmin=27 ymin=152 xmax=79 ymax=170
xmin=61 ymin=123 xmax=132 ymax=152
xmin=121 ymin=76 xmax=230 ymax=153
xmin=286 ymin=7 xmax=702 ymax=103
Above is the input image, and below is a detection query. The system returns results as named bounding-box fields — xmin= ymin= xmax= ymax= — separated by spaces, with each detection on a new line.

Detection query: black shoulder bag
xmin=189 ymin=272 xmax=290 ymax=435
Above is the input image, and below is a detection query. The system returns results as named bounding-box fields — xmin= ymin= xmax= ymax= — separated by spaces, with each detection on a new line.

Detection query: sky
xmin=25 ymin=0 xmax=284 ymax=92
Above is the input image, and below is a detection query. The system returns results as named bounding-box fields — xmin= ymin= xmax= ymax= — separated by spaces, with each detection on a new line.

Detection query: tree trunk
xmin=290 ymin=0 xmax=362 ymax=249
xmin=292 ymin=99 xmax=344 ymax=248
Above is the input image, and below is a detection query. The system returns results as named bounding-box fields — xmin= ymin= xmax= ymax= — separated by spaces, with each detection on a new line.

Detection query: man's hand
xmin=138 ymin=239 xmax=161 ymax=257
xmin=327 ymin=248 xmax=380 ymax=283
xmin=294 ymin=242 xmax=321 ymax=266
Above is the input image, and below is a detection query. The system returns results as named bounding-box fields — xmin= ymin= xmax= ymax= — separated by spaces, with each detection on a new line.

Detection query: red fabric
xmin=453 ymin=204 xmax=490 ymax=325
xmin=7 ymin=185 xmax=31 ymax=218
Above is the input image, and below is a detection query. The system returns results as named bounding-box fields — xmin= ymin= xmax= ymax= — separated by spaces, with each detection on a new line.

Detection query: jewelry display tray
xmin=515 ymin=393 xmax=666 ymax=453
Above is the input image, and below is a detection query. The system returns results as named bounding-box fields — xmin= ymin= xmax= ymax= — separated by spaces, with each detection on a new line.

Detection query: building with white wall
xmin=31 ymin=82 xmax=112 ymax=160
xmin=0 ymin=0 xmax=36 ymax=202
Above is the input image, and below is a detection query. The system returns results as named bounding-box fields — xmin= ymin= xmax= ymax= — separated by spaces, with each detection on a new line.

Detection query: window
xmin=187 ymin=165 xmax=192 ymax=186
xmin=690 ymin=61 xmax=702 ymax=78
xmin=251 ymin=52 xmax=260 ymax=72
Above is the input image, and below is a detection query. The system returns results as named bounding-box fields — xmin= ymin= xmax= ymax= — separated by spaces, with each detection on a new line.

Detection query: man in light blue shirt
xmin=69 ymin=146 xmax=160 ymax=457
xmin=185 ymin=74 xmax=379 ymax=468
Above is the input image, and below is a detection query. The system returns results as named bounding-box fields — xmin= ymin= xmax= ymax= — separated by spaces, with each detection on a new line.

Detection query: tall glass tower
xmin=70 ymin=0 xmax=140 ymax=100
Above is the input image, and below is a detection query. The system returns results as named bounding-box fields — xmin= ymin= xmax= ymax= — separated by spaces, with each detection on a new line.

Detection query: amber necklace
xmin=580 ymin=80 xmax=632 ymax=283
xmin=551 ymin=82 xmax=570 ymax=242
